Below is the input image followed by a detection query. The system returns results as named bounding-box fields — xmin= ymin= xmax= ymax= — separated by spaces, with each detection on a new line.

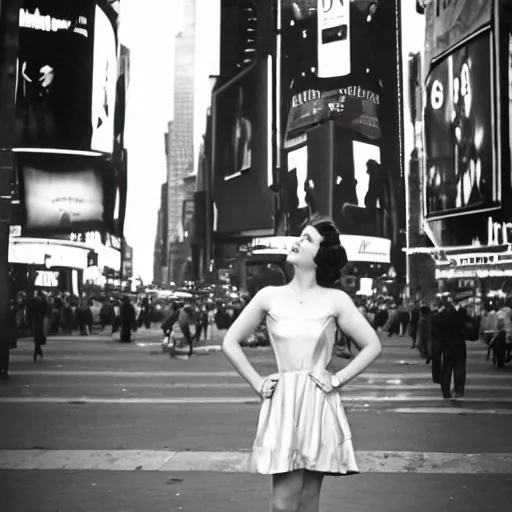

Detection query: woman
xmin=222 ymin=215 xmax=382 ymax=512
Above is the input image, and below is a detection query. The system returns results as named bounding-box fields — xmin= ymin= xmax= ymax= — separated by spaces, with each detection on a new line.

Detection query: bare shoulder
xmin=326 ymin=288 xmax=357 ymax=316
xmin=250 ymin=285 xmax=279 ymax=311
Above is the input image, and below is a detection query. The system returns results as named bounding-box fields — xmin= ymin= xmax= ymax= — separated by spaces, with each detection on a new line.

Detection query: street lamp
xmin=44 ymin=254 xmax=52 ymax=269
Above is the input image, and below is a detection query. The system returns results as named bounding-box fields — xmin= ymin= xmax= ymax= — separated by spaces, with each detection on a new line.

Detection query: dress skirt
xmin=247 ymin=370 xmax=360 ymax=475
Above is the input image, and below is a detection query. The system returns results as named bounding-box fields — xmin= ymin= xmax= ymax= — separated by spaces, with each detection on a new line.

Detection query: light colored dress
xmin=248 ymin=299 xmax=360 ymax=475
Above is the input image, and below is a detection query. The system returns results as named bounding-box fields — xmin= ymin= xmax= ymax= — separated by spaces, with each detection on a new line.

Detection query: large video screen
xmin=424 ymin=31 xmax=496 ymax=218
xmin=15 ymin=1 xmax=117 ymax=154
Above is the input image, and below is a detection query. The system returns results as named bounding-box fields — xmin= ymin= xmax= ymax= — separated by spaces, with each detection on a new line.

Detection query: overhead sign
xmin=9 ymin=238 xmax=89 ymax=268
xmin=251 ymin=234 xmax=391 ymax=264
xmin=424 ymin=0 xmax=491 ymax=73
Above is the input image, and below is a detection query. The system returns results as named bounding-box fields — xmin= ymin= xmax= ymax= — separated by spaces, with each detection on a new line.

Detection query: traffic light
xmin=87 ymin=250 xmax=98 ymax=268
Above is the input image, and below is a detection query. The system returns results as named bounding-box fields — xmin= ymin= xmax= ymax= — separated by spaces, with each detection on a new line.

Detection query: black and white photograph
xmin=2 ymin=1 xmax=512 ymax=511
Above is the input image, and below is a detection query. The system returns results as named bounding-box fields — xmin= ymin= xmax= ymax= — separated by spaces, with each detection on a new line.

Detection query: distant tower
xmin=167 ymin=0 xmax=196 ymax=283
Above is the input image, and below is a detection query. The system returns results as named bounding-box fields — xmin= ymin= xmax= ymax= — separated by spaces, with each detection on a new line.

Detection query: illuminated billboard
xmin=15 ymin=0 xmax=118 ymax=155
xmin=91 ymin=3 xmax=118 ymax=154
xmin=424 ymin=30 xmax=497 ymax=219
xmin=281 ymin=0 xmax=381 ymax=144
xmin=18 ymin=152 xmax=112 ymax=234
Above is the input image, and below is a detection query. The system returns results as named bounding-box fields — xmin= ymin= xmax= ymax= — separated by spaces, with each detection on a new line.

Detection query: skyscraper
xmin=167 ymin=0 xmax=196 ymax=283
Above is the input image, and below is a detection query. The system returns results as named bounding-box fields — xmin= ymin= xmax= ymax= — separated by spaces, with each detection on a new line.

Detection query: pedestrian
xmin=30 ymin=291 xmax=47 ymax=362
xmin=222 ymin=215 xmax=382 ymax=511
xmin=430 ymin=303 xmax=443 ymax=384
xmin=409 ymin=301 xmax=420 ymax=348
xmin=178 ymin=302 xmax=196 ymax=356
xmin=416 ymin=304 xmax=432 ymax=360
xmin=120 ymin=296 xmax=136 ymax=343
xmin=397 ymin=299 xmax=410 ymax=336
xmin=439 ymin=298 xmax=468 ymax=399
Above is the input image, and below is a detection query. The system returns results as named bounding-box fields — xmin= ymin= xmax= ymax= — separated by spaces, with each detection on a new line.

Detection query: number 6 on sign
xmin=431 ymin=79 xmax=444 ymax=110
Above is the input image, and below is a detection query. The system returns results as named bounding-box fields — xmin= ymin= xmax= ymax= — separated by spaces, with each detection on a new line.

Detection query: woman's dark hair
xmin=307 ymin=215 xmax=348 ymax=287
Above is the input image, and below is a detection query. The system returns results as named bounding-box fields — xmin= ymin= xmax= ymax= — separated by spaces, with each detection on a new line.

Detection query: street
xmin=1 ymin=330 xmax=512 ymax=511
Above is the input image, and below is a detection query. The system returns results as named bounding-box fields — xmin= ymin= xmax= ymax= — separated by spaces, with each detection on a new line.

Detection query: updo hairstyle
xmin=308 ymin=215 xmax=348 ymax=288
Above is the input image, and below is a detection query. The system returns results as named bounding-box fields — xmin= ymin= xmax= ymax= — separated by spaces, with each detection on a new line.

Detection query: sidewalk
xmin=2 ymin=469 xmax=511 ymax=512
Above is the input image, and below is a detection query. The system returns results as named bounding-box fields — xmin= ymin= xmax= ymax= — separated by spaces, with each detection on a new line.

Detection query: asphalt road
xmin=1 ymin=328 xmax=512 ymax=511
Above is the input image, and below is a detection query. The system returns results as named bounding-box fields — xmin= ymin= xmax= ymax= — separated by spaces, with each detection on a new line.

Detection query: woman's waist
xmin=275 ymin=366 xmax=327 ymax=375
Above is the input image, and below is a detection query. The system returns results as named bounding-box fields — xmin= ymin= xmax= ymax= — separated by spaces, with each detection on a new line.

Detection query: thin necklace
xmin=290 ymin=285 xmax=307 ymax=305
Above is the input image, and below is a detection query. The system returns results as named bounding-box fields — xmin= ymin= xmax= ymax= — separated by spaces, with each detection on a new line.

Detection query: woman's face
xmin=287 ymin=225 xmax=323 ymax=269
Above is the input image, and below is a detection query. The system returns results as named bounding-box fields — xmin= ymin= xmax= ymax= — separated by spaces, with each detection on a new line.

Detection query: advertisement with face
xmin=15 ymin=1 xmax=118 ymax=154
xmin=424 ymin=31 xmax=496 ymax=218
xmin=91 ymin=4 xmax=118 ymax=154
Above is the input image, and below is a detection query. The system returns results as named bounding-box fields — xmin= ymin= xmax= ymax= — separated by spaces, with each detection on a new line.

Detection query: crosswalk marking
xmin=1 ymin=395 xmax=512 ymax=404
xmin=7 ymin=370 xmax=512 ymax=380
xmin=6 ymin=338 xmax=510 ymax=415
xmin=390 ymin=407 xmax=512 ymax=415
xmin=0 ymin=449 xmax=511 ymax=474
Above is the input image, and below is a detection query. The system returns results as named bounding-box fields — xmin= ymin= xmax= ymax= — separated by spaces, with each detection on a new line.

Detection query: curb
xmin=1 ymin=449 xmax=511 ymax=474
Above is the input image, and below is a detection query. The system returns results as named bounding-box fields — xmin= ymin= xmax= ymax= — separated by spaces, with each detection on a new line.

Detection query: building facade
xmin=153 ymin=181 xmax=168 ymax=286
xmin=167 ymin=0 xmax=196 ymax=283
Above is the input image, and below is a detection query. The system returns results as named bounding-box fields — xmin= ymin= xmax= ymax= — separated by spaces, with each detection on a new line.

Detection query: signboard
xmin=317 ymin=0 xmax=351 ymax=78
xmin=22 ymin=165 xmax=104 ymax=231
xmin=90 ymin=4 xmax=118 ymax=154
xmin=286 ymin=85 xmax=381 ymax=142
xmin=424 ymin=31 xmax=496 ymax=218
xmin=281 ymin=0 xmax=382 ymax=143
xmin=9 ymin=238 xmax=89 ymax=268
xmin=15 ymin=0 xmax=118 ymax=154
xmin=34 ymin=270 xmax=60 ymax=287
xmin=251 ymin=234 xmax=391 ymax=264
xmin=424 ymin=0 xmax=491 ymax=73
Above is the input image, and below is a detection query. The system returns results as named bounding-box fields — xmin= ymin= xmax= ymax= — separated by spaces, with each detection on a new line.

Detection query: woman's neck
xmin=290 ymin=269 xmax=317 ymax=292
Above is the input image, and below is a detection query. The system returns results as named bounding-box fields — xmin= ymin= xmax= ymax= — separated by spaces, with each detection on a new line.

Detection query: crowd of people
xmin=346 ymin=294 xmax=511 ymax=399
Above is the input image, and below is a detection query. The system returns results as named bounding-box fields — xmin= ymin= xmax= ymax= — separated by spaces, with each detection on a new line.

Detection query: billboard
xmin=212 ymin=60 xmax=273 ymax=235
xmin=214 ymin=70 xmax=255 ymax=180
xmin=17 ymin=152 xmax=112 ymax=234
xmin=15 ymin=0 xmax=118 ymax=154
xmin=91 ymin=3 xmax=118 ymax=154
xmin=284 ymin=124 xmax=397 ymax=264
xmin=281 ymin=1 xmax=382 ymax=144
xmin=423 ymin=0 xmax=491 ymax=74
xmin=424 ymin=30 xmax=496 ymax=219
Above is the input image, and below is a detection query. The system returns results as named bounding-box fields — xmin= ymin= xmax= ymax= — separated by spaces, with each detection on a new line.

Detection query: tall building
xmin=153 ymin=182 xmax=168 ymax=286
xmin=167 ymin=0 xmax=196 ymax=283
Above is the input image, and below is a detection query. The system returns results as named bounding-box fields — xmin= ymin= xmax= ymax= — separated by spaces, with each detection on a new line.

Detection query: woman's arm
xmin=332 ymin=290 xmax=382 ymax=386
xmin=222 ymin=287 xmax=274 ymax=395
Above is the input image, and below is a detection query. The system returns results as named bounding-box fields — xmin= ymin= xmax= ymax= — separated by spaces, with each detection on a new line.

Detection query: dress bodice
xmin=266 ymin=299 xmax=337 ymax=373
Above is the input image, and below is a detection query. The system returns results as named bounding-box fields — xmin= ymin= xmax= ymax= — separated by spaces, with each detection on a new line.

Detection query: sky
xmin=118 ymin=0 xmax=181 ymax=284
xmin=117 ymin=0 xmax=424 ymax=285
